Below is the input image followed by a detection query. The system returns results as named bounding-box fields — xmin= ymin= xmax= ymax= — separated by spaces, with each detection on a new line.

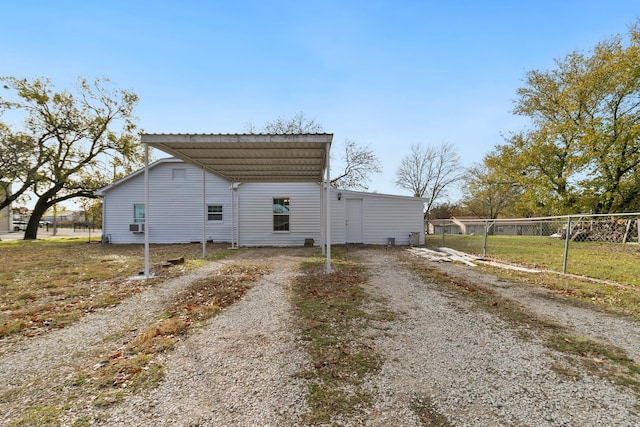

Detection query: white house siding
xmin=237 ymin=182 xmax=323 ymax=247
xmin=100 ymin=160 xmax=232 ymax=244
xmin=98 ymin=159 xmax=426 ymax=246
xmin=333 ymin=190 xmax=425 ymax=245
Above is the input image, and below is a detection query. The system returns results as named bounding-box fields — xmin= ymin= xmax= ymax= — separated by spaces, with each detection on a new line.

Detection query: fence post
xmin=563 ymin=216 xmax=571 ymax=274
xmin=441 ymin=221 xmax=445 ymax=246
xmin=482 ymin=220 xmax=488 ymax=257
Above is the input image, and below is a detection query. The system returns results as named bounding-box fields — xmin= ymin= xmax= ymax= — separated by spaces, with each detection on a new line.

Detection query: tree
xmin=246 ymin=112 xmax=382 ymax=190
xmin=0 ymin=122 xmax=48 ymax=210
xmin=246 ymin=111 xmax=324 ymax=134
xmin=395 ymin=143 xmax=463 ymax=213
xmin=329 ymin=139 xmax=382 ymax=190
xmin=0 ymin=76 xmax=141 ymax=239
xmin=460 ymin=160 xmax=522 ymax=219
xmin=429 ymin=202 xmax=462 ymax=219
xmin=496 ymin=22 xmax=640 ymax=214
xmin=76 ymin=197 xmax=102 ymax=227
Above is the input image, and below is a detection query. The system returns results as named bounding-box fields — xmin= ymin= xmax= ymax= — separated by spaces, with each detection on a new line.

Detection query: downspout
xmin=230 ymin=184 xmax=234 ymax=248
xmin=202 ymin=166 xmax=206 ymax=258
xmin=234 ymin=184 xmax=239 ymax=248
xmin=230 ymin=182 xmax=241 ymax=248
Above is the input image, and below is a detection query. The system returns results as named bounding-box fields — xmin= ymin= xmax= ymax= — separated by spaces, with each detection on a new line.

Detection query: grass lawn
xmin=425 ymin=234 xmax=640 ymax=286
xmin=425 ymin=234 xmax=640 ymax=319
xmin=0 ymin=238 xmax=233 ymax=339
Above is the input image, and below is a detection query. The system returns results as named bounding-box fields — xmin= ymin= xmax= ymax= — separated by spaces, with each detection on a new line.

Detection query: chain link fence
xmin=425 ymin=213 xmax=640 ymax=285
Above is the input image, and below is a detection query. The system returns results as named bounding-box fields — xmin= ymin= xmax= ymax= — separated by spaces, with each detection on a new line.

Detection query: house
xmin=426 ymin=218 xmax=463 ymax=235
xmin=96 ymin=134 xmax=426 ymax=247
xmin=427 ymin=217 xmax=551 ymax=236
xmin=0 ymin=206 xmax=9 ymax=233
xmin=0 ymin=184 xmax=10 ymax=233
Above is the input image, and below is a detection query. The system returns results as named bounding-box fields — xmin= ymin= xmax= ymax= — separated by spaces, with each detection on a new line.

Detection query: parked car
xmin=13 ymin=221 xmax=27 ymax=231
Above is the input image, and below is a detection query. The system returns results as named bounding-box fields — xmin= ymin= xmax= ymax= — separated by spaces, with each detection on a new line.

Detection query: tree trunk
xmin=24 ymin=198 xmax=51 ymax=240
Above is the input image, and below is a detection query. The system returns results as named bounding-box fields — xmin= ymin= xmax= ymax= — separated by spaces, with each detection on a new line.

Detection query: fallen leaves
xmin=85 ymin=261 xmax=270 ymax=403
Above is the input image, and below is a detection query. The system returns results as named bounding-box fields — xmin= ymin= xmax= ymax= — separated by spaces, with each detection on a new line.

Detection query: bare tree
xmin=246 ymin=111 xmax=324 ymax=134
xmin=330 ymin=139 xmax=381 ymax=190
xmin=395 ymin=143 xmax=463 ymax=212
xmin=246 ymin=112 xmax=381 ymax=190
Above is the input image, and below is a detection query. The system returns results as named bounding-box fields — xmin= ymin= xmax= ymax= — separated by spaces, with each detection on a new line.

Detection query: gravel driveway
xmin=1 ymin=247 xmax=638 ymax=426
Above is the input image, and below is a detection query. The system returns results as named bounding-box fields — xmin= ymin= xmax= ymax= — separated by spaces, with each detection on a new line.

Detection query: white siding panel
xmin=102 ymin=161 xmax=232 ymax=244
xmin=362 ymin=193 xmax=425 ymax=245
xmin=238 ymin=182 xmax=322 ymax=246
xmin=101 ymin=160 xmax=425 ymax=246
xmin=330 ymin=192 xmax=347 ymax=244
xmin=332 ymin=189 xmax=425 ymax=245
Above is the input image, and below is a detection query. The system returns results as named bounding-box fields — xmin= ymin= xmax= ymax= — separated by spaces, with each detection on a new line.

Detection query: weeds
xmin=7 ymin=405 xmax=63 ymax=427
xmin=411 ymin=395 xmax=454 ymax=426
xmin=9 ymin=259 xmax=269 ymax=426
xmin=291 ymin=251 xmax=384 ymax=424
xmin=403 ymin=252 xmax=640 ymax=395
xmin=0 ymin=241 xmax=231 ymax=339
xmin=85 ymin=262 xmax=270 ymax=407
xmin=482 ymin=265 xmax=640 ymax=321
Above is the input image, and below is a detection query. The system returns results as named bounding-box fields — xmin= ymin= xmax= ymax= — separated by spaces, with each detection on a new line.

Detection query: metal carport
xmin=140 ymin=133 xmax=334 ymax=275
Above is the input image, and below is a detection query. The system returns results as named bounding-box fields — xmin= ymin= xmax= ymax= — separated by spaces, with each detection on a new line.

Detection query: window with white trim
xmin=133 ymin=204 xmax=145 ymax=223
xmin=207 ymin=204 xmax=223 ymax=221
xmin=273 ymin=198 xmax=289 ymax=231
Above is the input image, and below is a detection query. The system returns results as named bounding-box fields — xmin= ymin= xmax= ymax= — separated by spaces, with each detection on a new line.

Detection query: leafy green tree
xmin=497 ymin=22 xmax=640 ymax=214
xmin=0 ymin=76 xmax=141 ymax=239
xmin=460 ymin=160 xmax=522 ymax=219
xmin=0 ymin=122 xmax=47 ymax=210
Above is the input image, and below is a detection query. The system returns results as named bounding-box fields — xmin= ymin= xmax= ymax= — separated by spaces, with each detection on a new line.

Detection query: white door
xmin=346 ymin=198 xmax=363 ymax=243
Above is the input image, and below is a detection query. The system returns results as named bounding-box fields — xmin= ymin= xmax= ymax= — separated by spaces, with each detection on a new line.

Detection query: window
xmin=273 ymin=198 xmax=289 ymax=231
xmin=172 ymin=168 xmax=186 ymax=180
xmin=133 ymin=204 xmax=145 ymax=223
xmin=207 ymin=204 xmax=223 ymax=221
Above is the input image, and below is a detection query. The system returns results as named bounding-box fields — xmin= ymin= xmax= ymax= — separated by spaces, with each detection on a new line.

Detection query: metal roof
xmin=141 ymin=133 xmax=333 ymax=183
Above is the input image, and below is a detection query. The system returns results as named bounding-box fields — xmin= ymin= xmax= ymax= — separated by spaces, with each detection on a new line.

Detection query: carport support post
xmin=325 ymin=141 xmax=331 ymax=273
xmin=144 ymin=143 xmax=150 ymax=278
xmin=320 ymin=182 xmax=325 ymax=255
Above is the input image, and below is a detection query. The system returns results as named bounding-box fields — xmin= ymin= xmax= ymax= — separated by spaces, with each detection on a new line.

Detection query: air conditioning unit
xmin=129 ymin=223 xmax=144 ymax=233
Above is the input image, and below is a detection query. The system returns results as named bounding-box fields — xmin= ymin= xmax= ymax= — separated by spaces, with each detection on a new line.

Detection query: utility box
xmin=409 ymin=232 xmax=421 ymax=246
xmin=387 ymin=237 xmax=395 ymax=246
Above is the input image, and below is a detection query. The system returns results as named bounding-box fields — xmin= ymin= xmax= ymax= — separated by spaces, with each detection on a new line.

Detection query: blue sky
xmin=2 ymin=0 xmax=639 ymax=201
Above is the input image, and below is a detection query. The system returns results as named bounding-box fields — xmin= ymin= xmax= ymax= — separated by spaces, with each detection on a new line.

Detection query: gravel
xmin=95 ymin=252 xmax=310 ymax=426
xmin=360 ymin=249 xmax=639 ymax=426
xmin=1 ymin=247 xmax=638 ymax=426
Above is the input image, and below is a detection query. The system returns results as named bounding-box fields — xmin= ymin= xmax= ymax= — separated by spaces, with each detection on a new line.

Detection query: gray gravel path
xmin=362 ymin=249 xmax=639 ymax=426
xmin=97 ymin=253 xmax=309 ymax=426
xmin=1 ymin=247 xmax=638 ymax=426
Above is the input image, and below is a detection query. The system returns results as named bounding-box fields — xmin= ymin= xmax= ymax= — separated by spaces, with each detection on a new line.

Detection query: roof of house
xmin=141 ymin=133 xmax=333 ymax=183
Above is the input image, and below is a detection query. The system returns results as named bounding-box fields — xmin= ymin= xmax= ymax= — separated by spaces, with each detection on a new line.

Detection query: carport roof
xmin=141 ymin=133 xmax=333 ymax=183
